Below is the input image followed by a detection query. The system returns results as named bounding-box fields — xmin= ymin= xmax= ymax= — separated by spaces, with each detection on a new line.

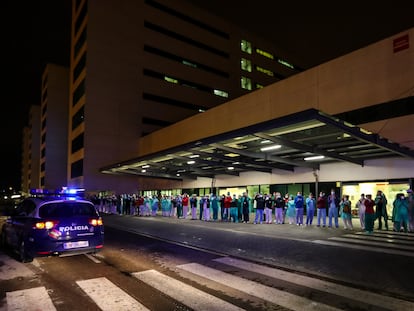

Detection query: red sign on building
xmin=393 ymin=34 xmax=409 ymax=53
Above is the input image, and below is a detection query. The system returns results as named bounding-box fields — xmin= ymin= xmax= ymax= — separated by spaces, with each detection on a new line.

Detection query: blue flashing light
xmin=29 ymin=187 xmax=85 ymax=198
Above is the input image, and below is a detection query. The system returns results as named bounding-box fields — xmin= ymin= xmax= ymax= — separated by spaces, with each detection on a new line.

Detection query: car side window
xmin=20 ymin=200 xmax=37 ymax=216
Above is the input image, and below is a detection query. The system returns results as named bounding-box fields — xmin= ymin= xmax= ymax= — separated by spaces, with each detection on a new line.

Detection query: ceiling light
xmin=224 ymin=153 xmax=240 ymax=157
xmin=142 ymin=165 xmax=150 ymax=168
xmin=260 ymin=140 xmax=271 ymax=144
xmin=304 ymin=155 xmax=325 ymax=161
xmin=176 ymin=173 xmax=180 ymax=176
xmin=187 ymin=160 xmax=195 ymax=164
xmin=189 ymin=154 xmax=200 ymax=158
xmin=228 ymin=167 xmax=234 ymax=170
xmin=141 ymin=169 xmax=146 ymax=173
xmin=260 ymin=144 xmax=281 ymax=151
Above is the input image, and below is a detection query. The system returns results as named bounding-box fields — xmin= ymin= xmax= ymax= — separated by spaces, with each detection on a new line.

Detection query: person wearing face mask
xmin=356 ymin=193 xmax=366 ymax=231
xmin=375 ymin=190 xmax=388 ymax=230
xmin=406 ymin=189 xmax=413 ymax=232
xmin=392 ymin=193 xmax=409 ymax=233
xmin=340 ymin=194 xmax=353 ymax=230
xmin=240 ymin=192 xmax=251 ymax=223
xmin=273 ymin=192 xmax=285 ymax=224
xmin=316 ymin=192 xmax=327 ymax=227
xmin=364 ymin=194 xmax=375 ymax=234
xmin=327 ymin=189 xmax=340 ymax=228
xmin=254 ymin=193 xmax=265 ymax=224
xmin=305 ymin=193 xmax=316 ymax=226
xmin=294 ymin=191 xmax=304 ymax=226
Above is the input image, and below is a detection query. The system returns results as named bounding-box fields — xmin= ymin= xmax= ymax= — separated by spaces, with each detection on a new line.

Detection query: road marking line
xmin=84 ymin=253 xmax=101 ymax=263
xmin=343 ymin=233 xmax=414 ymax=245
xmin=132 ymin=269 xmax=244 ymax=311
xmin=329 ymin=236 xmax=414 ymax=251
xmin=0 ymin=253 xmax=34 ymax=280
xmin=313 ymin=239 xmax=414 ymax=257
xmin=76 ymin=277 xmax=149 ymax=311
xmin=6 ymin=286 xmax=56 ymax=311
xmin=177 ymin=262 xmax=342 ymax=311
xmin=214 ymin=256 xmax=414 ymax=311
xmin=354 ymin=231 xmax=414 ymax=241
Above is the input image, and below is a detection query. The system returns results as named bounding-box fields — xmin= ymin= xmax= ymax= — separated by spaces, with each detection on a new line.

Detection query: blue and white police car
xmin=0 ymin=189 xmax=104 ymax=262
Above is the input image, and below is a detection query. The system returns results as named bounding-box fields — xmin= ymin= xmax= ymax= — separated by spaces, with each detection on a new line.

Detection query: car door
xmin=4 ymin=200 xmax=36 ymax=248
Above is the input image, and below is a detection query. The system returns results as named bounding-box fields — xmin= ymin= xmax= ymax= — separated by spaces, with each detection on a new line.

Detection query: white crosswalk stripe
xmin=177 ymin=262 xmax=343 ymax=311
xmin=214 ymin=256 xmax=414 ymax=311
xmin=4 ymin=243 xmax=414 ymax=311
xmin=313 ymin=230 xmax=414 ymax=257
xmin=0 ymin=253 xmax=34 ymax=280
xmin=76 ymin=277 xmax=150 ymax=311
xmin=132 ymin=269 xmax=244 ymax=311
xmin=6 ymin=286 xmax=56 ymax=311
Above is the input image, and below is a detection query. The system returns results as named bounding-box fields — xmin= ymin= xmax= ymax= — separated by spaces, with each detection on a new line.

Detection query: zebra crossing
xmin=0 ymin=231 xmax=414 ymax=311
xmin=3 ymin=246 xmax=414 ymax=311
xmin=313 ymin=229 xmax=414 ymax=257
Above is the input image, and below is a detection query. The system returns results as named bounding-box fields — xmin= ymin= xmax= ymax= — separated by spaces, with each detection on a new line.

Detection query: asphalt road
xmin=102 ymin=214 xmax=414 ymax=300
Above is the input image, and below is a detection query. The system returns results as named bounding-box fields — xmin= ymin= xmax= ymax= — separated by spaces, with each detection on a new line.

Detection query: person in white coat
xmin=356 ymin=193 xmax=366 ymax=230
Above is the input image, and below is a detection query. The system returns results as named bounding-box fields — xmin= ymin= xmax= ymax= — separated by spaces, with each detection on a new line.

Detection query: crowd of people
xmin=91 ymin=188 xmax=414 ymax=234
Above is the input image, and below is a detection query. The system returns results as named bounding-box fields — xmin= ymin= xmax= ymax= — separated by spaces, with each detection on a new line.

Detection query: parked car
xmin=0 ymin=191 xmax=104 ymax=262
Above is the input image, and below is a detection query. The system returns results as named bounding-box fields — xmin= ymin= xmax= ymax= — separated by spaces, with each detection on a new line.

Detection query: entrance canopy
xmin=101 ymin=109 xmax=414 ymax=180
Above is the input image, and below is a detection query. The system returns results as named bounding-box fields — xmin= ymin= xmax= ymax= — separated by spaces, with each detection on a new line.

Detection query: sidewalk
xmin=105 ymin=211 xmax=367 ymax=243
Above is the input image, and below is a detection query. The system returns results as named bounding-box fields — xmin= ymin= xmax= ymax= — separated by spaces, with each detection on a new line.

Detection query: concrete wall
xmin=138 ymin=27 xmax=414 ymax=156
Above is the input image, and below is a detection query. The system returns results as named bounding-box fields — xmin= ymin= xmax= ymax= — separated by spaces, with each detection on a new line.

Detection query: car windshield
xmin=39 ymin=202 xmax=98 ymax=218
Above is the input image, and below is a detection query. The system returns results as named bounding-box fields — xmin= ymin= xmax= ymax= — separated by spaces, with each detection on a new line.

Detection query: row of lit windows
xmin=241 ymin=58 xmax=277 ymax=78
xmin=241 ymin=77 xmax=265 ymax=91
xmin=144 ymin=68 xmax=229 ymax=98
xmin=144 ymin=45 xmax=229 ymax=78
xmin=240 ymin=39 xmax=296 ymax=70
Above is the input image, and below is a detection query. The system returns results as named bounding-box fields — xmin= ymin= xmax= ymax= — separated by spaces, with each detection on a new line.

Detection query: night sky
xmin=2 ymin=0 xmax=414 ymax=192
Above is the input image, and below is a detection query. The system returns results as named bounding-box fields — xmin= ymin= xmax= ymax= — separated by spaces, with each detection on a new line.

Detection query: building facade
xmin=21 ymin=106 xmax=41 ymax=195
xmin=102 ymin=26 xmax=414 ymax=209
xmin=21 ymin=64 xmax=70 ymax=194
xmin=22 ymin=1 xmax=413 ymax=205
xmin=67 ymin=0 xmax=302 ymax=193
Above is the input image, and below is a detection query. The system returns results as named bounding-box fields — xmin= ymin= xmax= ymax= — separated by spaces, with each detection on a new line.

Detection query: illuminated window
xmin=256 ymin=66 xmax=274 ymax=77
xmin=255 ymin=48 xmax=274 ymax=60
xmin=164 ymin=76 xmax=178 ymax=84
xmin=213 ymin=89 xmax=228 ymax=98
xmin=256 ymin=83 xmax=264 ymax=89
xmin=241 ymin=58 xmax=252 ymax=72
xmin=241 ymin=40 xmax=252 ymax=54
xmin=278 ymin=59 xmax=295 ymax=69
xmin=182 ymin=60 xmax=197 ymax=68
xmin=241 ymin=76 xmax=252 ymax=90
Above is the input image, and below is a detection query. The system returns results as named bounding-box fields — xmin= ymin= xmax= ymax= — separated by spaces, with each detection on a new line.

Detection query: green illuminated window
xmin=256 ymin=48 xmax=274 ymax=60
xmin=182 ymin=60 xmax=197 ymax=68
xmin=256 ymin=83 xmax=264 ymax=89
xmin=164 ymin=76 xmax=178 ymax=84
xmin=241 ymin=76 xmax=252 ymax=90
xmin=278 ymin=59 xmax=295 ymax=69
xmin=213 ymin=89 xmax=228 ymax=98
xmin=241 ymin=58 xmax=252 ymax=72
xmin=256 ymin=66 xmax=274 ymax=77
xmin=241 ymin=40 xmax=252 ymax=54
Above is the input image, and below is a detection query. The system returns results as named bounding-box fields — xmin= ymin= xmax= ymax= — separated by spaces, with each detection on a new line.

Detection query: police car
xmin=0 ymin=189 xmax=104 ymax=262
